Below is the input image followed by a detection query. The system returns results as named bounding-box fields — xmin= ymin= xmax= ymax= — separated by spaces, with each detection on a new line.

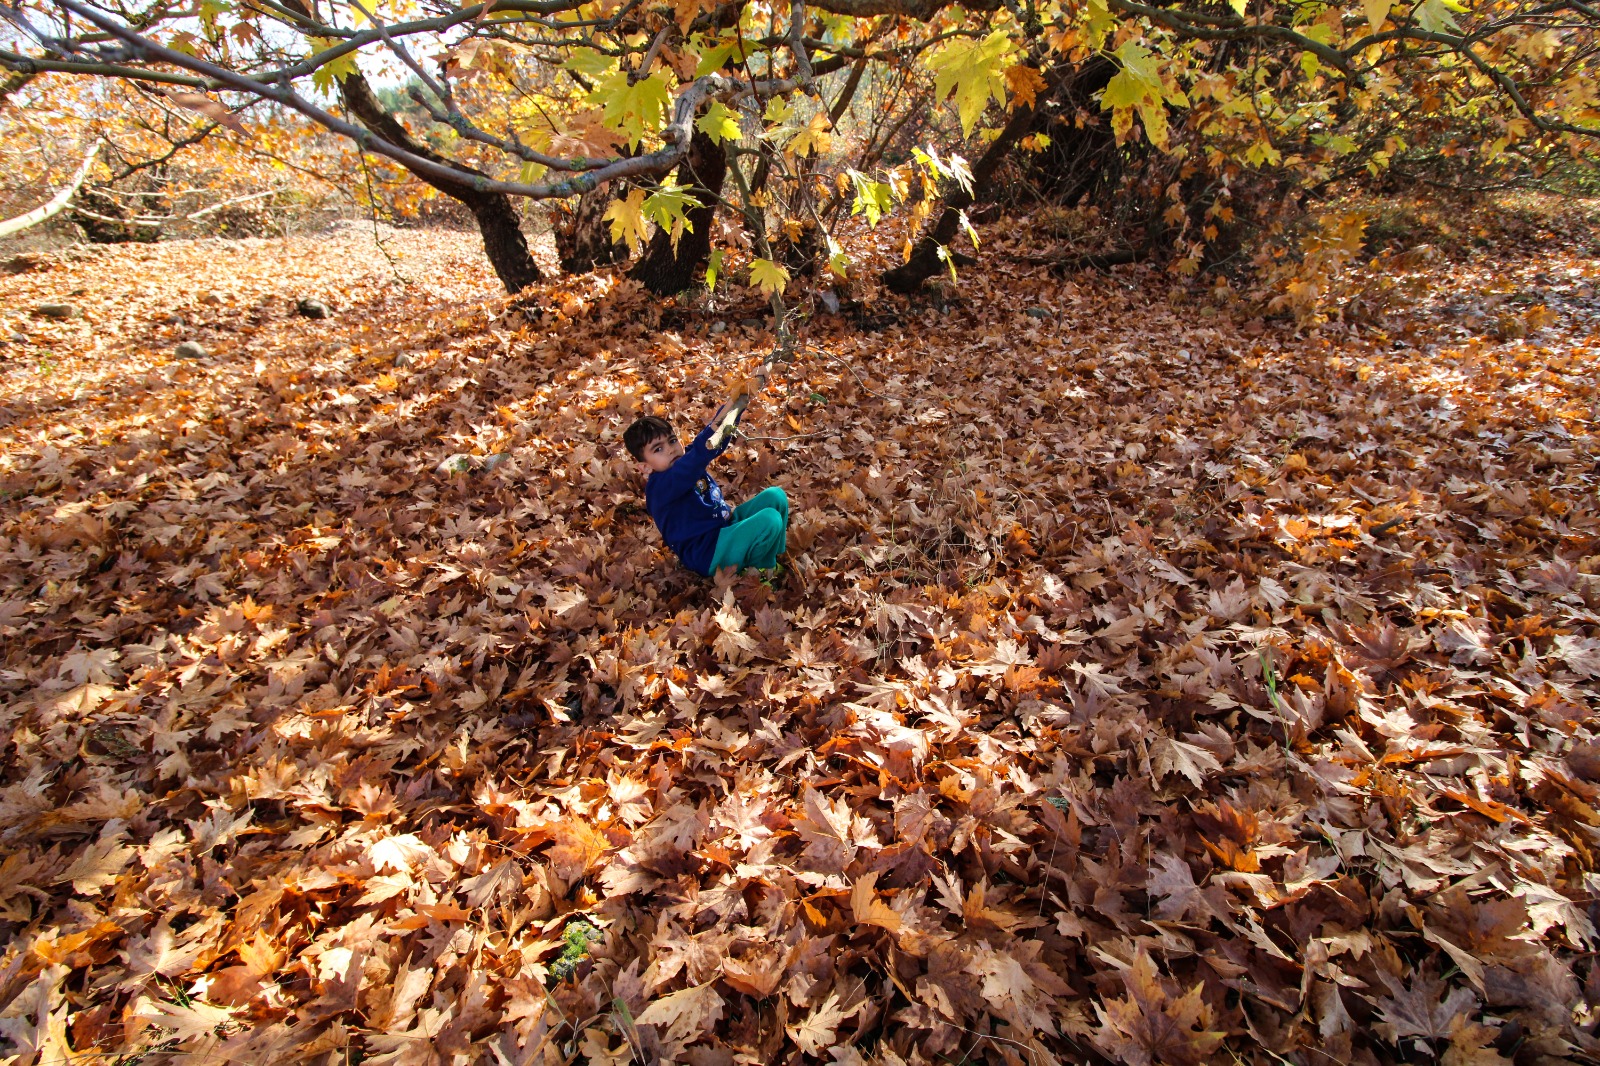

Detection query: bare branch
xmin=0 ymin=50 xmax=215 ymax=88
xmin=0 ymin=67 xmax=36 ymax=103
xmin=635 ymin=24 xmax=670 ymax=80
xmin=346 ymin=0 xmax=451 ymax=110
xmin=1105 ymin=0 xmax=1360 ymax=81
xmin=53 ymin=0 xmax=808 ymax=199
xmin=805 ymin=0 xmax=988 ymax=17
xmin=0 ymin=139 xmax=101 ymax=239
xmin=790 ymin=0 xmax=815 ymax=90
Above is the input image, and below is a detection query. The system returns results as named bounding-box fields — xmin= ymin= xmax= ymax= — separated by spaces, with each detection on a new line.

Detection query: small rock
xmin=200 ymin=292 xmax=223 ymax=306
xmin=175 ymin=340 xmax=207 ymax=359
xmin=437 ymin=453 xmax=476 ymax=475
xmin=481 ymin=453 xmax=511 ymax=474
xmin=163 ymin=313 xmax=185 ymax=326
xmin=819 ymin=290 xmax=841 ymax=314
xmin=394 ymin=352 xmax=413 ymax=367
xmin=9 ymin=332 xmax=27 ymax=345
xmin=296 ymin=299 xmax=329 ymax=319
xmin=739 ymin=318 xmax=763 ymax=328
xmin=1024 ymin=308 xmax=1050 ymax=319
xmin=33 ymin=303 xmax=78 ymax=320
xmin=710 ymin=321 xmax=727 ymax=334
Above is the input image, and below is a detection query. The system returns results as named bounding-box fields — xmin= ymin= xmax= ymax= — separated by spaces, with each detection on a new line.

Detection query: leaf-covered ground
xmin=1 ymin=215 xmax=1599 ymax=1065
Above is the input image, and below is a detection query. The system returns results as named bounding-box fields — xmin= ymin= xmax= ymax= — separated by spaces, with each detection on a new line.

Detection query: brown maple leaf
xmin=786 ymin=985 xmax=865 ymax=1054
xmin=1150 ymin=734 xmax=1223 ymax=787
xmin=547 ymin=817 xmax=610 ymax=881
xmin=1374 ymin=964 xmax=1479 ymax=1043
xmin=968 ymin=939 xmax=1071 ymax=1036
xmin=458 ymin=858 xmax=523 ymax=909
xmin=794 ymin=786 xmax=860 ymax=872
xmin=1146 ymin=853 xmax=1226 ymax=925
xmin=549 ymin=109 xmax=626 ymax=159
xmin=636 ymin=981 xmax=724 ymax=1050
xmin=1442 ymin=1016 xmax=1512 ymax=1066
xmin=1091 ymin=951 xmax=1226 ymax=1066
xmin=120 ymin=918 xmax=206 ymax=989
xmin=721 ymin=943 xmax=789 ymax=998
xmin=851 ymin=870 xmax=903 ymax=933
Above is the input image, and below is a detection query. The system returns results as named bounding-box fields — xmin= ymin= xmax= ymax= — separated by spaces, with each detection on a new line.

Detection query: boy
xmin=624 ymin=405 xmax=789 ymax=577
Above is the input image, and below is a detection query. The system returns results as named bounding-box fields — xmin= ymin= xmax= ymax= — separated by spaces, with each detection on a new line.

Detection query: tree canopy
xmin=3 ymin=0 xmax=1597 ymax=298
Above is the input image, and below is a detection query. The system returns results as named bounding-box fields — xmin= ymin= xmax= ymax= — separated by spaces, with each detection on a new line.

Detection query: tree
xmin=333 ymin=62 xmax=542 ymax=292
xmin=629 ymin=128 xmax=727 ymax=295
xmin=1 ymin=0 xmax=1595 ymax=297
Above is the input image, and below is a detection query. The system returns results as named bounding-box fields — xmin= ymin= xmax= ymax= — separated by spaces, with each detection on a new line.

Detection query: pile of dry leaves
xmin=0 ymin=214 xmax=1598 ymax=1065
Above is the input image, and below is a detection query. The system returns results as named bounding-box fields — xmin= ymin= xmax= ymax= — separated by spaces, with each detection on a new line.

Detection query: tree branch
xmin=0 ymin=140 xmax=101 ymax=239
xmin=1105 ymin=0 xmax=1359 ymax=81
xmin=0 ymin=68 xmax=36 ymax=103
xmin=0 ymin=49 xmax=214 ymax=88
xmin=1342 ymin=24 xmax=1600 ymax=137
xmin=790 ymin=0 xmax=815 ymax=90
xmin=54 ymin=0 xmax=775 ymax=199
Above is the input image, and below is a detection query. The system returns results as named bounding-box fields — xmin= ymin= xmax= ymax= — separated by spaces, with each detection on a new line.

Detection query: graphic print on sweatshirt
xmin=697 ymin=477 xmax=731 ymax=522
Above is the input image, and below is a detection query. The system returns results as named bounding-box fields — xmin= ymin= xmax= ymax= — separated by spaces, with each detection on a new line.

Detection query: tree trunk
xmin=466 ymin=185 xmax=542 ymax=293
xmin=556 ymin=185 xmax=626 ymax=275
xmin=629 ymin=130 xmax=727 ymax=295
xmin=336 ymin=68 xmax=541 ymax=294
xmin=881 ymin=61 xmax=1107 ymax=294
xmin=829 ymin=56 xmax=868 ymax=125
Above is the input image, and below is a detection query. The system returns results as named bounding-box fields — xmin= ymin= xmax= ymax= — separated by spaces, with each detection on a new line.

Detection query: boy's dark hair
xmin=624 ymin=415 xmax=674 ymax=461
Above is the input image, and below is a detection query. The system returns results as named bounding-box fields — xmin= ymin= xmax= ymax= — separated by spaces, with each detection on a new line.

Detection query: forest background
xmin=2 ymin=0 xmax=1600 ymax=1061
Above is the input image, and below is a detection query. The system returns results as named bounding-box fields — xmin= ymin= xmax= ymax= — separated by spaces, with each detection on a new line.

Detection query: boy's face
xmin=635 ymin=433 xmax=682 ymax=475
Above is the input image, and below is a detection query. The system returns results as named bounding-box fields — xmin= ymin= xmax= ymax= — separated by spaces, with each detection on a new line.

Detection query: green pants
xmin=709 ymin=486 xmax=789 ymax=573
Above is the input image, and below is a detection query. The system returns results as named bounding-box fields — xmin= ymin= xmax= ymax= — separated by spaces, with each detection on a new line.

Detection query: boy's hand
xmin=707 ymin=398 xmax=746 ymax=449
xmin=710 ymin=399 xmax=747 ymax=431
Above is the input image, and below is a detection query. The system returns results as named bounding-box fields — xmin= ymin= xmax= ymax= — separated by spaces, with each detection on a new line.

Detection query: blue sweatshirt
xmin=645 ymin=422 xmax=734 ymax=575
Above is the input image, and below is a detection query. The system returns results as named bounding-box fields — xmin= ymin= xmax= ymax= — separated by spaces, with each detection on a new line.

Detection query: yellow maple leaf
xmin=928 ymin=30 xmax=1017 ymax=136
xmin=604 ymin=187 xmax=650 ymax=254
xmin=787 ymin=112 xmax=834 ymax=158
xmin=748 ymin=257 xmax=790 ymax=296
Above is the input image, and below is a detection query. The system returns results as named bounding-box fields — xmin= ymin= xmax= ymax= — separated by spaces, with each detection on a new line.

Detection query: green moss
xmin=548 ymin=918 xmax=601 ymax=983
